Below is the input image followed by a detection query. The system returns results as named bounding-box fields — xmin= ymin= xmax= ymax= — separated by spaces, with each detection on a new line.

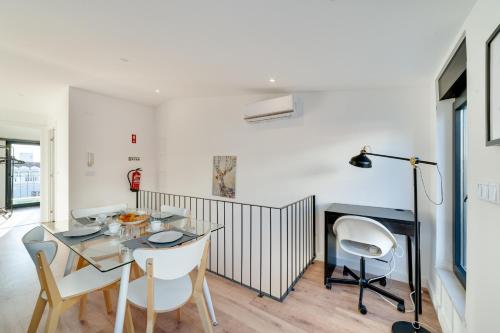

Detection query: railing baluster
xmin=259 ymin=206 xmax=262 ymax=297
xmin=250 ymin=205 xmax=252 ymax=289
xmin=241 ymin=204 xmax=243 ymax=285
xmin=269 ymin=208 xmax=272 ymax=297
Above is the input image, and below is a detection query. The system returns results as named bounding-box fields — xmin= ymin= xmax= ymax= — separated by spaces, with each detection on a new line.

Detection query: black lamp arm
xmin=364 ymin=152 xmax=437 ymax=166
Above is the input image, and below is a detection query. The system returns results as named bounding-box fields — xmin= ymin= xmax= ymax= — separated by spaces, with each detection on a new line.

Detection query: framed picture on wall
xmin=212 ymin=156 xmax=236 ymax=198
xmin=486 ymin=24 xmax=500 ymax=146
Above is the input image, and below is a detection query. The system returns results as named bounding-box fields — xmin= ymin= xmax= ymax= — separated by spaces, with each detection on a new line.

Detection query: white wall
xmin=69 ymin=88 xmax=157 ymax=211
xmin=428 ymin=1 xmax=500 ymax=332
xmin=155 ymin=88 xmax=436 ymax=283
xmin=460 ymin=0 xmax=499 ymax=331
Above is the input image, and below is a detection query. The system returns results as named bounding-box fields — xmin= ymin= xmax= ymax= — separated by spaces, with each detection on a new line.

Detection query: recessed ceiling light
xmin=155 ymin=89 xmax=160 ymax=94
xmin=120 ymin=58 xmax=129 ymax=62
xmin=269 ymin=77 xmax=276 ymax=83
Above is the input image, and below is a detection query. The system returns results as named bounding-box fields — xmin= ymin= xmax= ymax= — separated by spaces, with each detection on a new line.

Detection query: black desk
xmin=324 ymin=203 xmax=422 ymax=311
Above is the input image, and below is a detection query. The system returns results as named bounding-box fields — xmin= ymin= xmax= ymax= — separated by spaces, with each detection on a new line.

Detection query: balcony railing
xmin=12 ymin=166 xmax=40 ymax=205
xmin=136 ymin=190 xmax=316 ymax=301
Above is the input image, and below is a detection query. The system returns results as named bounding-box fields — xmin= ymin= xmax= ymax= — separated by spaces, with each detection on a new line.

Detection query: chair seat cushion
xmin=42 ymin=264 xmax=121 ymax=300
xmin=127 ymin=274 xmax=192 ymax=312
xmin=340 ymin=239 xmax=383 ymax=258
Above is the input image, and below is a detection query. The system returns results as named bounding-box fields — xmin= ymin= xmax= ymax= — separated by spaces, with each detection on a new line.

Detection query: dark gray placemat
xmin=121 ymin=229 xmax=196 ymax=250
xmin=53 ymin=226 xmax=108 ymax=246
xmin=153 ymin=214 xmax=186 ymax=223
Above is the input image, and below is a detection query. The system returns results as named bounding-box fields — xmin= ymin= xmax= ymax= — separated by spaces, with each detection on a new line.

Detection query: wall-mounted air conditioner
xmin=244 ymin=95 xmax=296 ymax=122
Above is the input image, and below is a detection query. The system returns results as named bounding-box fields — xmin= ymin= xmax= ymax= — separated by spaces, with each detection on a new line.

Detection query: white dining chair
xmin=69 ymin=203 xmax=128 ymax=318
xmin=23 ymin=226 xmax=122 ymax=333
xmin=71 ymin=203 xmax=127 ymax=219
xmin=124 ymin=234 xmax=213 ymax=333
xmin=161 ymin=203 xmax=218 ymax=326
xmin=160 ymin=204 xmax=190 ymax=217
xmin=327 ymin=215 xmax=405 ymax=314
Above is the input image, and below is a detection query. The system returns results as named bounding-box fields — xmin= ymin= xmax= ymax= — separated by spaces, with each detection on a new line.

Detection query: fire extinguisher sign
xmin=131 ymin=134 xmax=137 ymax=144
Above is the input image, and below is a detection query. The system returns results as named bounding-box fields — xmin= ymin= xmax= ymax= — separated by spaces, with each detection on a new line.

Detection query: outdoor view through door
xmin=7 ymin=142 xmax=41 ymax=207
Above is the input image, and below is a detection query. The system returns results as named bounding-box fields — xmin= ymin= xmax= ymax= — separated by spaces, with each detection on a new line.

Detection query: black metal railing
xmin=136 ymin=190 xmax=315 ymax=301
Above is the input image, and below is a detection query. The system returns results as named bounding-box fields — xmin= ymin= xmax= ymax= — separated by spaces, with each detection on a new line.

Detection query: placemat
xmin=121 ymin=228 xmax=196 ymax=250
xmin=53 ymin=226 xmax=109 ymax=246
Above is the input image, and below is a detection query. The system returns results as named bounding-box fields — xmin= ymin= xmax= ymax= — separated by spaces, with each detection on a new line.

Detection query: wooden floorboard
xmin=0 ymin=208 xmax=442 ymax=333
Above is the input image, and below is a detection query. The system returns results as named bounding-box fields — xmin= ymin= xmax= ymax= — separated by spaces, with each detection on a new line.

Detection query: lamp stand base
xmin=392 ymin=321 xmax=431 ymax=333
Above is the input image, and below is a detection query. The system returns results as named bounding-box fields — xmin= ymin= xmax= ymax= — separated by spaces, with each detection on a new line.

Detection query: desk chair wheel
xmin=397 ymin=303 xmax=405 ymax=313
xmin=358 ymin=304 xmax=367 ymax=315
xmin=379 ymin=277 xmax=387 ymax=287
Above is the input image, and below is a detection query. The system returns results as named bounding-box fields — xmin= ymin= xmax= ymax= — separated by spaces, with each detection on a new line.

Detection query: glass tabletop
xmin=42 ymin=214 xmax=223 ymax=272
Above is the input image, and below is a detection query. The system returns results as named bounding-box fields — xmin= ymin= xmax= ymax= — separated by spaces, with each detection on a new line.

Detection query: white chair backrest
xmin=333 ymin=215 xmax=397 ymax=258
xmin=71 ymin=203 xmax=127 ymax=219
xmin=22 ymin=226 xmax=58 ymax=265
xmin=161 ymin=205 xmax=190 ymax=217
xmin=133 ymin=233 xmax=210 ymax=280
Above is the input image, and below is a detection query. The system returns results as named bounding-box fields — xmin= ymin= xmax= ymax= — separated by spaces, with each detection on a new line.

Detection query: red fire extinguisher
xmin=127 ymin=168 xmax=142 ymax=192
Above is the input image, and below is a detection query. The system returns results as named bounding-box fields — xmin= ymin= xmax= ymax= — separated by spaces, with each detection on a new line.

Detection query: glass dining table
xmin=42 ymin=214 xmax=223 ymax=333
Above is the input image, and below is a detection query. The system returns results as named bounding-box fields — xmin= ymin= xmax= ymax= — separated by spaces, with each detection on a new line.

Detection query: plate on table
xmin=148 ymin=230 xmax=183 ymax=243
xmin=63 ymin=226 xmax=101 ymax=237
xmin=88 ymin=212 xmax=119 ymax=220
xmin=117 ymin=212 xmax=150 ymax=225
xmin=151 ymin=211 xmax=174 ymax=219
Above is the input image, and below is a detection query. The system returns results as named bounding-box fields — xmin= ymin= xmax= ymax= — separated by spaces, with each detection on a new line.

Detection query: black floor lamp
xmin=350 ymin=146 xmax=437 ymax=333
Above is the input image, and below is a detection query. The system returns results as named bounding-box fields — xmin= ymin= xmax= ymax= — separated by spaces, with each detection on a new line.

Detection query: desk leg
xmin=406 ymin=235 xmax=414 ymax=292
xmin=114 ymin=263 xmax=131 ymax=333
xmin=203 ymin=278 xmax=218 ymax=326
xmin=407 ymin=235 xmax=422 ymax=314
xmin=64 ymin=250 xmax=76 ymax=276
xmin=324 ymin=217 xmax=337 ymax=288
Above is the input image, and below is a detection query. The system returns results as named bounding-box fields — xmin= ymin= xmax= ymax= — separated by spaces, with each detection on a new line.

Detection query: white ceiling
xmin=0 ymin=0 xmax=476 ymax=115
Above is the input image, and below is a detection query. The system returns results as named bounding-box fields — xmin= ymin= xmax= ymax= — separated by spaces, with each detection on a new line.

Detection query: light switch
xmin=488 ymin=183 xmax=499 ymax=203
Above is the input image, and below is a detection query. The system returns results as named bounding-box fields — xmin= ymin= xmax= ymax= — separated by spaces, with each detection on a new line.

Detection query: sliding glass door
xmin=5 ymin=141 xmax=41 ymax=208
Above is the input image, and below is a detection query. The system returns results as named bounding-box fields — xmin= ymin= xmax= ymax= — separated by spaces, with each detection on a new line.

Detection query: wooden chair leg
xmin=79 ymin=295 xmax=87 ymax=321
xmin=145 ymin=314 xmax=155 ymax=333
xmin=44 ymin=305 xmax=62 ymax=333
xmin=27 ymin=293 xmax=47 ymax=333
xmin=176 ymin=308 xmax=181 ymax=323
xmin=124 ymin=303 xmax=135 ymax=333
xmin=102 ymin=289 xmax=113 ymax=314
xmin=194 ymin=294 xmax=213 ymax=333
xmin=76 ymin=257 xmax=86 ymax=269
xmin=131 ymin=262 xmax=142 ymax=279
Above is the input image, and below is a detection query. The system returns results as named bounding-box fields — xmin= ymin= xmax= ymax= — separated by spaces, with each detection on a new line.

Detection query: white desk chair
xmin=125 ymin=234 xmax=213 ymax=333
xmin=327 ymin=215 xmax=405 ymax=314
xmin=160 ymin=204 xmax=190 ymax=217
xmin=23 ymin=226 xmax=122 ymax=333
xmin=71 ymin=203 xmax=127 ymax=219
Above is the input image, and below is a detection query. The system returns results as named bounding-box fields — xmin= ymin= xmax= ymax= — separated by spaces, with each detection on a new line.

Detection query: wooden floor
xmin=0 ymin=208 xmax=442 ymax=333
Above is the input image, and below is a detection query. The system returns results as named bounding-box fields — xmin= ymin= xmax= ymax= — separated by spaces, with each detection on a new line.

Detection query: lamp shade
xmin=349 ymin=152 xmax=372 ymax=168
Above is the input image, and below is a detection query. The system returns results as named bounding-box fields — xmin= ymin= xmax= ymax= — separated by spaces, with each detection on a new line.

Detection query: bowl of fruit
xmin=117 ymin=211 xmax=150 ymax=225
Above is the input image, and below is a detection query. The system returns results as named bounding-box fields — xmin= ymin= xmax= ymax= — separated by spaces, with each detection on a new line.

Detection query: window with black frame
xmin=438 ymin=38 xmax=467 ymax=288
